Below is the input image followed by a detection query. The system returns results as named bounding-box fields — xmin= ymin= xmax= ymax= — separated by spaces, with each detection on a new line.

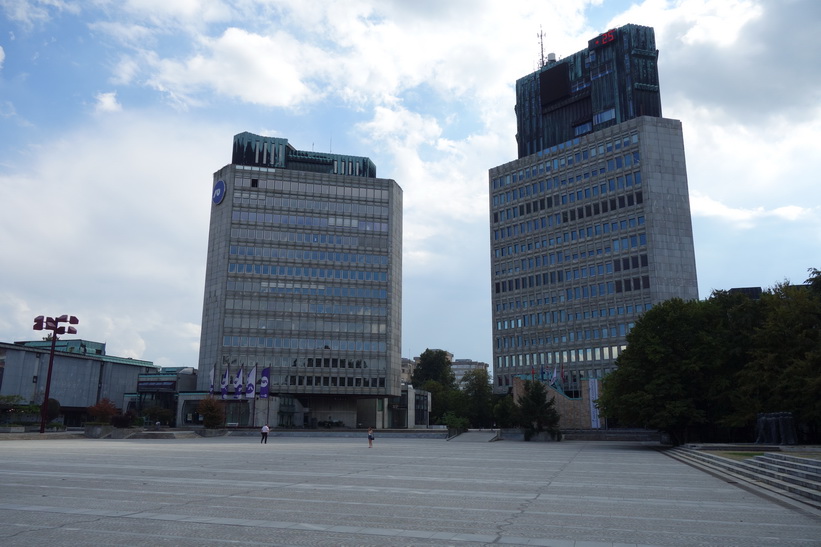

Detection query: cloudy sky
xmin=1 ymin=0 xmax=819 ymax=370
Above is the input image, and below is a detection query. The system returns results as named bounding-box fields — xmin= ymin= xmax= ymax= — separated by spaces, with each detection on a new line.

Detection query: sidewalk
xmin=1 ymin=437 xmax=819 ymax=546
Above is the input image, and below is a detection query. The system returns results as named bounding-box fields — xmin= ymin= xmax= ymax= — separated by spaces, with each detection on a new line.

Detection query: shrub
xmin=87 ymin=398 xmax=119 ymax=424
xmin=110 ymin=413 xmax=133 ymax=428
xmin=46 ymin=398 xmax=61 ymax=421
xmin=196 ymin=396 xmax=225 ymax=429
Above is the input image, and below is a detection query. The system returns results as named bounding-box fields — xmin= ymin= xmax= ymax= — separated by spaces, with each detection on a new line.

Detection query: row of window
xmin=220 ymin=355 xmax=387 ymax=370
xmin=283 ymin=375 xmax=386 ymax=388
xmin=229 ymin=245 xmax=389 ymax=266
xmin=232 ymin=210 xmax=389 ymax=233
xmin=233 ymin=172 xmax=390 ymax=202
xmin=228 ymin=262 xmax=388 ymax=282
xmin=498 ymin=326 xmax=627 ymax=348
xmin=494 ymin=234 xmax=647 ymax=292
xmin=493 ymin=153 xmax=640 ymax=211
xmin=493 ymin=190 xmax=643 ymax=243
xmin=496 ymin=273 xmax=650 ymax=301
xmin=223 ymin=316 xmax=387 ymax=335
xmin=494 ymin=170 xmax=642 ymax=225
xmin=230 ymin=228 xmax=388 ymax=250
xmin=497 ymin=320 xmax=634 ymax=350
xmin=222 ymin=335 xmax=387 ymax=352
xmin=498 ymin=251 xmax=646 ymax=279
xmin=232 ymin=192 xmax=389 ymax=218
xmin=496 ymin=218 xmax=645 ymax=264
xmin=496 ymin=344 xmax=627 ymax=369
xmin=496 ymin=301 xmax=650 ymax=332
xmin=495 ymin=367 xmax=614 ymax=387
xmin=492 ymin=133 xmax=640 ymax=191
xmin=224 ymin=298 xmax=387 ymax=317
xmin=227 ymin=280 xmax=388 ymax=299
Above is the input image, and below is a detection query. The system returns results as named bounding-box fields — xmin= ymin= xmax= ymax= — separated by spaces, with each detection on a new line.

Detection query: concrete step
xmin=448 ymin=430 xmax=500 ymax=442
xmin=754 ymin=453 xmax=821 ymax=480
xmin=666 ymin=447 xmax=821 ymax=511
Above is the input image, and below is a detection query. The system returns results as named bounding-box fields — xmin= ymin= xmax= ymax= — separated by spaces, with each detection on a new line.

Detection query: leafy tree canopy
xmin=411 ymin=349 xmax=456 ymax=389
xmin=461 ymin=369 xmax=494 ymax=428
xmin=516 ymin=380 xmax=560 ymax=441
xmin=598 ymin=268 xmax=821 ymax=444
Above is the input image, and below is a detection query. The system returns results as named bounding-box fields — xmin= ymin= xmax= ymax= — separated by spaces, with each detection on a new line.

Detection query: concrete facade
xmin=197 ymin=136 xmax=402 ymax=429
xmin=491 ymin=24 xmax=698 ymax=396
xmin=0 ymin=341 xmax=158 ymax=426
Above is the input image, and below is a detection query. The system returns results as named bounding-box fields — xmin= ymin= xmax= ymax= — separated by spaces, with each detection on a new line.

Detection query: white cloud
xmin=147 ymin=27 xmax=322 ymax=108
xmin=691 ymin=192 xmax=815 ymax=229
xmin=0 ymin=110 xmax=228 ymax=365
xmin=0 ymin=0 xmax=79 ymax=29
xmin=94 ymin=91 xmax=122 ymax=113
xmin=0 ymin=45 xmax=5 ymax=69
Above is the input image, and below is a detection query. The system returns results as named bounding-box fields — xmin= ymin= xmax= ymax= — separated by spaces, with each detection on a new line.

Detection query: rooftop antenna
xmin=538 ymin=26 xmax=546 ymax=68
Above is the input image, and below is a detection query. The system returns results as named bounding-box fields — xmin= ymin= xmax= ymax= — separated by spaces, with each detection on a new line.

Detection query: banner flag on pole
xmin=234 ymin=367 xmax=243 ymax=399
xmin=246 ymin=366 xmax=256 ymax=398
xmin=209 ymin=366 xmax=215 ymax=395
xmin=589 ymin=378 xmax=602 ymax=429
xmin=220 ymin=366 xmax=230 ymax=400
xmin=259 ymin=367 xmax=270 ymax=399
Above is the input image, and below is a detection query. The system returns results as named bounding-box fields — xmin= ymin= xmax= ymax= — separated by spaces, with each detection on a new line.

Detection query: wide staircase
xmin=665 ymin=446 xmax=821 ymax=512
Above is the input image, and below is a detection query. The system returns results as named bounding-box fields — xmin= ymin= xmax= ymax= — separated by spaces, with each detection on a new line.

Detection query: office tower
xmin=198 ymin=133 xmax=402 ymax=427
xmin=489 ymin=25 xmax=698 ymax=392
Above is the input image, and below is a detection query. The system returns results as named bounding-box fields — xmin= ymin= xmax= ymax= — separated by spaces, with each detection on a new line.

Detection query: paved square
xmin=1 ymin=436 xmax=819 ymax=546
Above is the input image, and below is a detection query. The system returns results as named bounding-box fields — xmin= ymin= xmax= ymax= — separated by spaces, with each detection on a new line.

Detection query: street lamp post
xmin=33 ymin=314 xmax=79 ymax=433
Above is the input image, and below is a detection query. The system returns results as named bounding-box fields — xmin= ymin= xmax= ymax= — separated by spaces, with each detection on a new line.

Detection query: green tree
xmin=440 ymin=411 xmax=470 ymax=432
xmin=516 ymin=380 xmax=560 ymax=441
xmin=597 ymin=298 xmax=723 ymax=444
xmin=598 ymin=271 xmax=821 ymax=444
xmin=737 ymin=276 xmax=821 ymax=438
xmin=196 ymin=396 xmax=226 ymax=429
xmin=493 ymin=394 xmax=519 ymax=428
xmin=420 ymin=380 xmax=449 ymax=424
xmin=45 ymin=398 xmax=61 ymax=422
xmin=411 ymin=349 xmax=456 ymax=389
xmin=461 ymin=369 xmax=493 ymax=428
xmin=145 ymin=406 xmax=174 ymax=425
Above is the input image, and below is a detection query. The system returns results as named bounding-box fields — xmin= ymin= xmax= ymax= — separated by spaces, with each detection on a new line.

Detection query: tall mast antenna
xmin=538 ymin=26 xmax=546 ymax=68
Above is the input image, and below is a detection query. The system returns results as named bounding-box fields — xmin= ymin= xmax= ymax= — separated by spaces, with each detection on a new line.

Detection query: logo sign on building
xmin=212 ymin=179 xmax=226 ymax=205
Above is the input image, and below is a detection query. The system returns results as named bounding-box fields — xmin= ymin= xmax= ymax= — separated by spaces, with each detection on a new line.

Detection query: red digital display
xmin=588 ymin=29 xmax=616 ymax=50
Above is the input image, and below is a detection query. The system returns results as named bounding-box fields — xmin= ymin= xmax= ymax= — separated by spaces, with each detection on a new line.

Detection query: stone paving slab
xmin=0 ymin=437 xmax=819 ymax=546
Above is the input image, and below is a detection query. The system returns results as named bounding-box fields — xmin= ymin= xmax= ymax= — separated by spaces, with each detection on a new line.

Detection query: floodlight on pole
xmin=33 ymin=315 xmax=79 ymax=433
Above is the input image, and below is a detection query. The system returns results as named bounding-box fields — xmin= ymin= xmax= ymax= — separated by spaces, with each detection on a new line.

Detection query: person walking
xmin=260 ymin=424 xmax=270 ymax=444
xmin=367 ymin=427 xmax=374 ymax=448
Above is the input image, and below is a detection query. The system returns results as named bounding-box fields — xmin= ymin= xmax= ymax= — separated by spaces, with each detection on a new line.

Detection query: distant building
xmin=197 ymin=133 xmax=403 ymax=429
xmin=0 ymin=340 xmax=158 ymax=426
xmin=123 ymin=367 xmax=197 ymax=427
xmin=451 ymin=359 xmax=489 ymax=387
xmin=728 ymin=287 xmax=763 ymax=300
xmin=400 ymin=357 xmax=415 ymax=385
xmin=490 ymin=24 xmax=698 ymax=393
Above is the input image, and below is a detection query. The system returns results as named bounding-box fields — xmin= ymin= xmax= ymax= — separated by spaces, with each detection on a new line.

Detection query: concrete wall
xmin=511 ymin=377 xmax=599 ymax=430
xmin=0 ymin=343 xmax=156 ymax=411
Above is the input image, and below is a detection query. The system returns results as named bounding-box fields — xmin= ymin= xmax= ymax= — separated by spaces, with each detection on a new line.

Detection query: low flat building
xmin=0 ymin=340 xmax=159 ymax=426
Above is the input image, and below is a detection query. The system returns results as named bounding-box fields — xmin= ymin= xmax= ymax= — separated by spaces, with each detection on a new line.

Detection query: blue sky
xmin=1 ymin=0 xmax=819 ymax=370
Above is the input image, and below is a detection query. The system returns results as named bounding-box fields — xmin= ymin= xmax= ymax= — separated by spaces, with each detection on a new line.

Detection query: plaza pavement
xmin=1 ymin=435 xmax=819 ymax=546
